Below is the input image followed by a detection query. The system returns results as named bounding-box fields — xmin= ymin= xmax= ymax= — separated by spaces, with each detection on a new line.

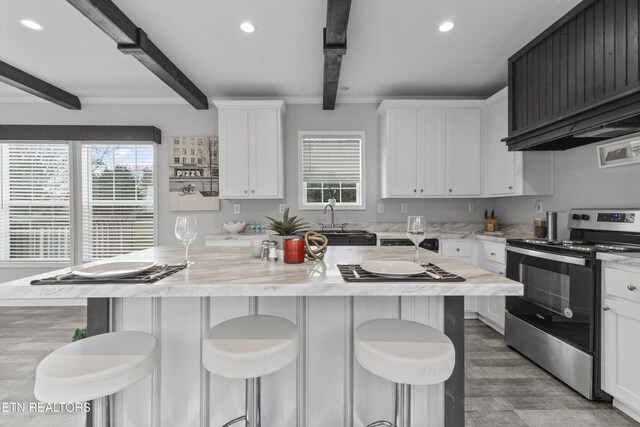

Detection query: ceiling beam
xmin=66 ymin=0 xmax=208 ymax=110
xmin=323 ymin=0 xmax=352 ymax=110
xmin=0 ymin=60 xmax=81 ymax=110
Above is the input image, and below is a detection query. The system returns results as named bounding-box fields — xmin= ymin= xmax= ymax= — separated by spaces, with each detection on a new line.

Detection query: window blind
xmin=301 ymin=138 xmax=361 ymax=183
xmin=0 ymin=144 xmax=70 ymax=261
xmin=81 ymin=145 xmax=155 ymax=261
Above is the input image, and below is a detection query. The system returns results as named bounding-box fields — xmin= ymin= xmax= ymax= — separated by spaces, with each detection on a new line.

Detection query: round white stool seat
xmin=34 ymin=331 xmax=159 ymax=403
xmin=355 ymin=319 xmax=455 ymax=386
xmin=203 ymin=315 xmax=298 ymax=379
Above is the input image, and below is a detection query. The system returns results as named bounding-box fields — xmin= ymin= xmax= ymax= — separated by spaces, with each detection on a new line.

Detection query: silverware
xmin=55 ymin=272 xmax=74 ymax=281
xmin=148 ymin=264 xmax=169 ymax=281
xmin=423 ymin=265 xmax=442 ymax=280
xmin=348 ymin=264 xmax=361 ymax=279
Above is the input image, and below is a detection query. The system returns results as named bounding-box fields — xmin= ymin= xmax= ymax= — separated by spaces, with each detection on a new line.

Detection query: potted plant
xmin=266 ymin=208 xmax=309 ymax=254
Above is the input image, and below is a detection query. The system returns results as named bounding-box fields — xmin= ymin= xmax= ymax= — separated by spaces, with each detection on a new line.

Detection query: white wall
xmin=497 ymin=142 xmax=640 ymax=234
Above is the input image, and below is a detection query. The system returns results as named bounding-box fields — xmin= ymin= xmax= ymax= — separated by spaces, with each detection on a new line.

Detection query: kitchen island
xmin=1 ymin=246 xmax=523 ymax=427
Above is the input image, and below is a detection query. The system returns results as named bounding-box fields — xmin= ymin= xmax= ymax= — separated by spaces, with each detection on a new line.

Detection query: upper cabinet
xmin=379 ymin=95 xmax=553 ymax=199
xmin=379 ymin=101 xmax=482 ymax=198
xmin=215 ymin=100 xmax=285 ymax=199
xmin=485 ymin=88 xmax=554 ymax=197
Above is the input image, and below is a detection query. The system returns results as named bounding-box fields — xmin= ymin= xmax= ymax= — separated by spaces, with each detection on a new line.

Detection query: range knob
xmin=581 ymin=214 xmax=590 ymax=221
xmin=571 ymin=214 xmax=581 ymax=221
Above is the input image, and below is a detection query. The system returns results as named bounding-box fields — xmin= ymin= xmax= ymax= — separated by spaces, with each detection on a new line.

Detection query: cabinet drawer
xmin=483 ymin=242 xmax=506 ymax=264
xmin=484 ymin=260 xmax=506 ymax=277
xmin=440 ymin=241 xmax=472 ymax=257
xmin=603 ymin=265 xmax=640 ymax=304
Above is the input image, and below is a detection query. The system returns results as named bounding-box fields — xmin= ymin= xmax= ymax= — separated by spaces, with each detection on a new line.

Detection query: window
xmin=0 ymin=144 xmax=70 ymax=261
xmin=81 ymin=145 xmax=155 ymax=261
xmin=0 ymin=142 xmax=155 ymax=264
xmin=174 ymin=148 xmax=180 ymax=156
xmin=174 ymin=157 xmax=180 ymax=164
xmin=298 ymin=131 xmax=365 ymax=210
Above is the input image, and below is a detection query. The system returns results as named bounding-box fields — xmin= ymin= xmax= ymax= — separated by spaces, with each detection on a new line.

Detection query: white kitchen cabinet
xmin=478 ymin=259 xmax=506 ymax=332
xmin=439 ymin=239 xmax=477 ymax=314
xmin=379 ymin=101 xmax=482 ymax=198
xmin=215 ymin=100 xmax=285 ymax=199
xmin=601 ymin=263 xmax=640 ymax=423
xmin=445 ymin=108 xmax=481 ymax=196
xmin=484 ymin=88 xmax=554 ymax=197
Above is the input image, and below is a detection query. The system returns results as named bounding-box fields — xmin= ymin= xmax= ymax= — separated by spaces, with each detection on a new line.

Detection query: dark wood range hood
xmin=504 ymin=0 xmax=640 ymax=151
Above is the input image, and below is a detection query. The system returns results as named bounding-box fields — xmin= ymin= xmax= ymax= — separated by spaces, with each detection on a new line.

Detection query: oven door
xmin=505 ymin=245 xmax=595 ymax=353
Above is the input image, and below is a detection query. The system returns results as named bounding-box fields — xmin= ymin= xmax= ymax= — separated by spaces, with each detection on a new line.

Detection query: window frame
xmin=297 ymin=131 xmax=366 ymax=211
xmin=0 ymin=141 xmax=157 ymax=269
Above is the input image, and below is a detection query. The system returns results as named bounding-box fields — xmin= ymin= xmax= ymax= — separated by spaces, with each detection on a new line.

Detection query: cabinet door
xmin=249 ymin=109 xmax=280 ymax=198
xmin=486 ymin=96 xmax=518 ymax=196
xmin=446 ymin=108 xmax=481 ymax=196
xmin=219 ymin=109 xmax=250 ymax=198
xmin=386 ymin=109 xmax=417 ymax=197
xmin=416 ymin=109 xmax=446 ymax=196
xmin=602 ymin=298 xmax=640 ymax=410
xmin=481 ymin=260 xmax=506 ymax=331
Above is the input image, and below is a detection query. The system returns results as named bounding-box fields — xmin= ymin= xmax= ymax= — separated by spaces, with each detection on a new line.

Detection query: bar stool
xmin=202 ymin=315 xmax=298 ymax=427
xmin=34 ymin=331 xmax=159 ymax=427
xmin=354 ymin=318 xmax=455 ymax=427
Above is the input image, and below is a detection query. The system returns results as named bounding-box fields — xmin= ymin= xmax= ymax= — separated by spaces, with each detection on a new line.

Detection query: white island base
xmin=109 ymin=295 xmax=448 ymax=427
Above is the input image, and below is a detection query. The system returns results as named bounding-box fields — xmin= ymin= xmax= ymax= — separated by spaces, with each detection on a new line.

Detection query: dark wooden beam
xmin=323 ymin=0 xmax=352 ymax=110
xmin=66 ymin=0 xmax=208 ymax=110
xmin=0 ymin=125 xmax=162 ymax=144
xmin=0 ymin=60 xmax=81 ymax=110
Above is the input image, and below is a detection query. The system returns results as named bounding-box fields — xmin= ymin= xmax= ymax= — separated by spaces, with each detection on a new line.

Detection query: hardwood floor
xmin=0 ymin=306 xmax=86 ymax=427
xmin=0 ymin=307 xmax=638 ymax=426
xmin=465 ymin=319 xmax=639 ymax=427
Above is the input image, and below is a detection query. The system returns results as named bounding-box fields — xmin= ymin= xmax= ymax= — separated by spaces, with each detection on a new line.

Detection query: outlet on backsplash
xmin=400 ymin=203 xmax=408 ymax=213
xmin=233 ymin=204 xmax=241 ymax=214
xmin=279 ymin=204 xmax=287 ymax=214
xmin=377 ymin=203 xmax=384 ymax=214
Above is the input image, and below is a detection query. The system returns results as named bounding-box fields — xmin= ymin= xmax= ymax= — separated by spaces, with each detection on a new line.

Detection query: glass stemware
xmin=406 ymin=216 xmax=427 ymax=264
xmin=175 ymin=216 xmax=198 ymax=265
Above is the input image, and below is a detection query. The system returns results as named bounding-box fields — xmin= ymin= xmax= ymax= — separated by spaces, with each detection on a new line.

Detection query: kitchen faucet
xmin=322 ymin=203 xmax=340 ymax=230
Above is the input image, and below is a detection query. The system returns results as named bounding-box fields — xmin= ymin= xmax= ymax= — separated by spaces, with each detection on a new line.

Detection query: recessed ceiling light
xmin=19 ymin=18 xmax=44 ymax=31
xmin=439 ymin=21 xmax=454 ymax=32
xmin=240 ymin=22 xmax=255 ymax=33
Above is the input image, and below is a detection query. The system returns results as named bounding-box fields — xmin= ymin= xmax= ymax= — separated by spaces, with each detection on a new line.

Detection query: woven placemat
xmin=337 ymin=263 xmax=465 ymax=283
xmin=30 ymin=264 xmax=187 ymax=286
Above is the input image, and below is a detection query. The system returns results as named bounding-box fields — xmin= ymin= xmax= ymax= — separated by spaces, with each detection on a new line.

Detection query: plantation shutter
xmin=81 ymin=144 xmax=155 ymax=261
xmin=301 ymin=137 xmax=361 ymax=183
xmin=0 ymin=143 xmax=71 ymax=261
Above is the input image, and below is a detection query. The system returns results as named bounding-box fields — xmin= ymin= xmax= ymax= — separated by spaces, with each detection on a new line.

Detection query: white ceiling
xmin=0 ymin=0 xmax=582 ymax=102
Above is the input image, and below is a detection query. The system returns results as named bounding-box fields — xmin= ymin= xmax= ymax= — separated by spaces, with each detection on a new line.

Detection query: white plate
xmin=72 ymin=261 xmax=158 ymax=279
xmin=360 ymin=261 xmax=425 ymax=277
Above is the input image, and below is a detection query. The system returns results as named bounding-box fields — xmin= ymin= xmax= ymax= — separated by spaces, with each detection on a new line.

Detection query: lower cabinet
xmin=439 ymin=238 xmax=506 ymax=333
xmin=601 ymin=263 xmax=640 ymax=422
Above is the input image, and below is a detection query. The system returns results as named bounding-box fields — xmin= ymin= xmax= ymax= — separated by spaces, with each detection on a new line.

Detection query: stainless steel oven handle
xmin=506 ymin=245 xmax=587 ymax=266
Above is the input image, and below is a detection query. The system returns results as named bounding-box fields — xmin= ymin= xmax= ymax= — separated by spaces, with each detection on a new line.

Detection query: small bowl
xmin=223 ymin=221 xmax=245 ymax=233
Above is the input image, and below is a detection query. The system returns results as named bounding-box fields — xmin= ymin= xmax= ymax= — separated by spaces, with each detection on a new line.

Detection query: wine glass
xmin=407 ymin=216 xmax=427 ymax=264
xmin=175 ymin=216 xmax=197 ymax=265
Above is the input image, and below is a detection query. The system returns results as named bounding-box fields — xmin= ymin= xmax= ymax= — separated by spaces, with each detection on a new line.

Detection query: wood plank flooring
xmin=465 ymin=319 xmax=639 ymax=427
xmin=0 ymin=307 xmax=638 ymax=426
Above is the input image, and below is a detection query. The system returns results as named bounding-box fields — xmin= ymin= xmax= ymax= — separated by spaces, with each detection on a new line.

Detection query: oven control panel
xmin=569 ymin=209 xmax=640 ymax=232
xmin=597 ymin=213 xmax=635 ymax=223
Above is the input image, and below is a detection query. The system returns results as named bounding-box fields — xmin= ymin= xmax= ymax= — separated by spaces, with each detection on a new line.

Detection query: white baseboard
xmin=613 ymin=398 xmax=640 ymax=423
xmin=464 ymin=311 xmax=478 ymax=320
xmin=477 ymin=314 xmax=505 ymax=335
xmin=0 ymin=299 xmax=87 ymax=307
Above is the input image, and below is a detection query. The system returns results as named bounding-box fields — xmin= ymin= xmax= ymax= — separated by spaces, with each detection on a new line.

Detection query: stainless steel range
xmin=505 ymin=208 xmax=640 ymax=400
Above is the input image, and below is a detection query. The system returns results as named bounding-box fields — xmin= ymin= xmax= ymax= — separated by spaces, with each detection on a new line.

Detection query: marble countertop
xmin=0 ymin=246 xmax=523 ymax=299
xmin=597 ymin=252 xmax=640 ymax=268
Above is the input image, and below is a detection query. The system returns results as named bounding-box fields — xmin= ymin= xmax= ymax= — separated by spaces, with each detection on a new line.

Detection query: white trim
xmin=212 ymin=99 xmax=286 ymax=113
xmin=297 ymin=131 xmax=366 ymax=211
xmin=613 ymin=398 xmax=640 ymax=423
xmin=0 ymin=298 xmax=86 ymax=307
xmin=377 ymin=98 xmax=487 ymax=114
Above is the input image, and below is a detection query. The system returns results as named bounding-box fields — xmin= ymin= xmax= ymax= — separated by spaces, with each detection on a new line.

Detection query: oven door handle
xmin=506 ymin=245 xmax=587 ymax=266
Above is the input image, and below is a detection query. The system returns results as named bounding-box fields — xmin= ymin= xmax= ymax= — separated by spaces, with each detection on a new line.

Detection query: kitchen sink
xmin=308 ymin=230 xmax=377 ymax=246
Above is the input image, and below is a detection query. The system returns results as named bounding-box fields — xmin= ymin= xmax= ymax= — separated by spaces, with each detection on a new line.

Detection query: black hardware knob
xmin=456 ymin=248 xmax=460 ymax=252
xmin=508 ymin=186 xmax=513 ymax=190
xmin=413 ymin=189 xmax=417 ymax=193
xmin=420 ymin=189 xmax=424 ymax=193
xmin=571 ymin=214 xmax=581 ymax=220
xmin=581 ymin=214 xmax=590 ymax=221
xmin=449 ymin=189 xmax=452 ymax=193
